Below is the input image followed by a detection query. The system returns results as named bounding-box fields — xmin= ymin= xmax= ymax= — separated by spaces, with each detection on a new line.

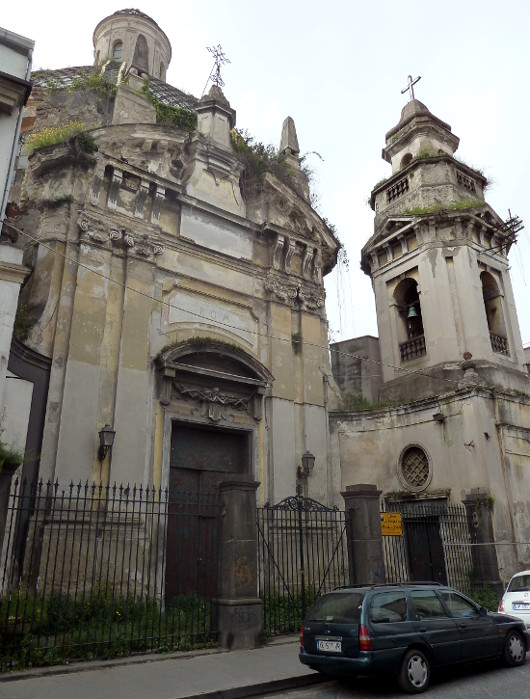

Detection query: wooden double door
xmin=165 ymin=423 xmax=249 ymax=600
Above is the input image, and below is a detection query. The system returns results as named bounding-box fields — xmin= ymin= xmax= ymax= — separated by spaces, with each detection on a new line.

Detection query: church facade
xmin=5 ymin=9 xmax=341 ymax=508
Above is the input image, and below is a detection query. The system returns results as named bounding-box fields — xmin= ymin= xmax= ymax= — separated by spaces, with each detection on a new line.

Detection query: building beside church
xmin=4 ymin=8 xmax=341 ymax=508
xmin=0 ymin=27 xmax=33 ymax=456
xmin=330 ymin=98 xmax=530 ymax=585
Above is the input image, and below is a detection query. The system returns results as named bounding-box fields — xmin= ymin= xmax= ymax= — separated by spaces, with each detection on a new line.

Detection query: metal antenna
xmin=202 ymin=44 xmax=230 ymax=97
xmin=401 ymin=75 xmax=421 ymax=101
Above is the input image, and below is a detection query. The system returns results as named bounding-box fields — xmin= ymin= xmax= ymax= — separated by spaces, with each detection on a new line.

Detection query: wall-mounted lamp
xmin=297 ymin=451 xmax=315 ymax=480
xmin=98 ymin=424 xmax=116 ymax=461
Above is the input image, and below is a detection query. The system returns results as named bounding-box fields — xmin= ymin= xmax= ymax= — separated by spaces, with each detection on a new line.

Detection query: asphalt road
xmin=266 ymin=658 xmax=530 ymax=698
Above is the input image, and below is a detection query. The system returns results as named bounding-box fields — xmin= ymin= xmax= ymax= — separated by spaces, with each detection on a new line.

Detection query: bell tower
xmin=362 ymin=97 xmax=527 ymax=401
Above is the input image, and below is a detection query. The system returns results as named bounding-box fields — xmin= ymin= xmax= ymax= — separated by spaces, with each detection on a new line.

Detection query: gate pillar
xmin=216 ymin=476 xmax=263 ymax=650
xmin=342 ymin=484 xmax=385 ymax=584
xmin=463 ymin=490 xmax=503 ymax=596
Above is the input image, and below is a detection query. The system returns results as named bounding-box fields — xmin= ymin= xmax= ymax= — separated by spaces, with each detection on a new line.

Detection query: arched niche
xmin=481 ymin=271 xmax=508 ymax=353
xmin=132 ymin=34 xmax=149 ymax=73
xmin=400 ymin=153 xmax=413 ymax=169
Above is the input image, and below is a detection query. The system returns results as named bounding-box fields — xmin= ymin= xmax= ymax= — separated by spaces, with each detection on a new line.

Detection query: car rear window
xmin=508 ymin=574 xmax=530 ymax=592
xmin=305 ymin=592 xmax=365 ymax=623
xmin=370 ymin=592 xmax=407 ymax=623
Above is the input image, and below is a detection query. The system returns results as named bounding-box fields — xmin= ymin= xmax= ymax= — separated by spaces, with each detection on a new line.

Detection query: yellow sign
xmin=381 ymin=512 xmax=403 ymax=536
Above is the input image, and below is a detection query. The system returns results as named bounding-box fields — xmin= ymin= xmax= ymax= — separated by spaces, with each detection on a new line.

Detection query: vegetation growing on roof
xmin=230 ymin=128 xmax=325 ymax=212
xmin=141 ymin=80 xmax=197 ymax=130
xmin=22 ymin=121 xmax=95 ymax=157
xmin=33 ymin=68 xmax=117 ymax=97
xmin=337 ymin=393 xmax=396 ymax=412
xmin=403 ymin=199 xmax=484 ymax=215
xmin=230 ymin=128 xmax=295 ymax=193
xmin=68 ymin=69 xmax=118 ymax=97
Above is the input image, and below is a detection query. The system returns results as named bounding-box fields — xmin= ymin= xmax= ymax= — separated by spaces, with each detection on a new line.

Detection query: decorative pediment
xmin=156 ymin=339 xmax=273 ymax=423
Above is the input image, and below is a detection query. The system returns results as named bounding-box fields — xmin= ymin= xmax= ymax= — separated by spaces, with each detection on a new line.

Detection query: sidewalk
xmin=0 ymin=636 xmax=327 ymax=699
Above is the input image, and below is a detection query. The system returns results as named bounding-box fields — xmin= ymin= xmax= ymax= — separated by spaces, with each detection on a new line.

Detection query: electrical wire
xmin=4 ymin=219 xmax=523 ymax=390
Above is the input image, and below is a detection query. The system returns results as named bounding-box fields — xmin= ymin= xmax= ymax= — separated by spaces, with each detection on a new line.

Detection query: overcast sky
xmin=4 ymin=0 xmax=529 ymax=349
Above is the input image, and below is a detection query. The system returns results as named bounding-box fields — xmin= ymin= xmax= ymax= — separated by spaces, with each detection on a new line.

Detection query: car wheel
xmin=398 ymin=648 xmax=431 ymax=694
xmin=503 ymin=630 xmax=526 ymax=666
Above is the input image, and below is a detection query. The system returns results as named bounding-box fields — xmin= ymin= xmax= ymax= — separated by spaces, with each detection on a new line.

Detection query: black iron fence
xmin=0 ymin=479 xmax=220 ymax=670
xmin=257 ymin=488 xmax=349 ymax=637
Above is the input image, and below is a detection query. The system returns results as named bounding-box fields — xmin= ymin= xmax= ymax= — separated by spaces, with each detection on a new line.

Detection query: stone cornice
xmin=0 ymin=255 xmax=30 ymax=284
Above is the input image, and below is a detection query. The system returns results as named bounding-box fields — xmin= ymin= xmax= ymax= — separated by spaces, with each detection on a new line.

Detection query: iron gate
xmin=257 ymin=486 xmax=350 ymax=636
xmin=381 ymin=501 xmax=474 ymax=589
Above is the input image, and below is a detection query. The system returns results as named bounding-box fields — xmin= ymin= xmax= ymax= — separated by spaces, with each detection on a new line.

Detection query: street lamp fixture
xmin=98 ymin=424 xmax=116 ymax=461
xmin=297 ymin=451 xmax=315 ymax=480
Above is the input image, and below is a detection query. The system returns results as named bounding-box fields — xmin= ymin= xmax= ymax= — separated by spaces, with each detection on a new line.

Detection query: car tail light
xmin=300 ymin=624 xmax=304 ymax=647
xmin=359 ymin=624 xmax=372 ymax=651
xmin=498 ymin=599 xmax=504 ymax=612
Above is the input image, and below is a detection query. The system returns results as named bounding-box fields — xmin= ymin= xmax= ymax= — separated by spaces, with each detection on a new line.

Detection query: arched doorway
xmin=156 ymin=340 xmax=273 ymax=599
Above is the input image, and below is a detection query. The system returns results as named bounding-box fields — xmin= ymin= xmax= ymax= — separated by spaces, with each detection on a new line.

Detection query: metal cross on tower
xmin=401 ymin=75 xmax=421 ymax=101
xmin=202 ymin=44 xmax=230 ymax=96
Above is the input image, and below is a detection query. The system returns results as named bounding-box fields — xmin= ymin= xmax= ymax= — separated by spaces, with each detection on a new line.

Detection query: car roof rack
xmin=332 ymin=581 xmax=445 ymax=591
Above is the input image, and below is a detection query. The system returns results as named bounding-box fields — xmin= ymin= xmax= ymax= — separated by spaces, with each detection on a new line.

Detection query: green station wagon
xmin=299 ymin=583 xmax=528 ymax=693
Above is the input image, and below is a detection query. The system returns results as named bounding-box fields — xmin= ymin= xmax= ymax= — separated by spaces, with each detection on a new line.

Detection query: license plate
xmin=513 ymin=603 xmax=530 ymax=610
xmin=317 ymin=640 xmax=341 ymax=653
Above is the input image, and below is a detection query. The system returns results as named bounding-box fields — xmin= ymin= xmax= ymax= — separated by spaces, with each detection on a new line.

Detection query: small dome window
xmin=113 ymin=41 xmax=123 ymax=61
xmin=400 ymin=153 xmax=413 ymax=169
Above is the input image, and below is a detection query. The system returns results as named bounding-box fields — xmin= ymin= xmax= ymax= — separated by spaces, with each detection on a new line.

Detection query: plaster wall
xmin=112 ymin=367 xmax=151 ymax=485
xmin=330 ymin=336 xmax=382 ymax=402
xmin=3 ymin=370 xmax=33 ymax=453
xmin=270 ymin=397 xmax=296 ymax=502
xmin=0 ymin=247 xmax=28 ymax=412
xmin=54 ymin=360 xmax=101 ymax=483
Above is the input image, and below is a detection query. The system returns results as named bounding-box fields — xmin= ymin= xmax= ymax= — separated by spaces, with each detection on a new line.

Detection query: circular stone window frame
xmin=397 ymin=444 xmax=433 ymax=493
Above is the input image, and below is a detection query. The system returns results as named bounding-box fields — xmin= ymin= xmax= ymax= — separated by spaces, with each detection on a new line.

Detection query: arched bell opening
xmin=394 ymin=278 xmax=426 ymax=361
xmin=481 ymin=271 xmax=508 ymax=355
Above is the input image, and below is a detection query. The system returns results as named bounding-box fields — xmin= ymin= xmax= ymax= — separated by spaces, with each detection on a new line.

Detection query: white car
xmin=499 ymin=570 xmax=530 ymax=634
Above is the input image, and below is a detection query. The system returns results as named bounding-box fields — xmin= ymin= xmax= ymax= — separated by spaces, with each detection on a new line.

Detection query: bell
xmin=407 ymin=305 xmax=419 ymax=319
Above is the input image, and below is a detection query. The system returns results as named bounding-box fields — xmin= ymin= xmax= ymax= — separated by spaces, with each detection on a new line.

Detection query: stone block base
xmin=214 ymin=598 xmax=263 ymax=650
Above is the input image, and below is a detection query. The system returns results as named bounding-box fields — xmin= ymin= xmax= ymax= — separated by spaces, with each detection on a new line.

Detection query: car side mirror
xmin=479 ymin=606 xmax=487 ymax=616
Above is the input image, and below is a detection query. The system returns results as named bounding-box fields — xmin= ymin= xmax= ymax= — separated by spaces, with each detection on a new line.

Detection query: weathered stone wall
xmin=330 ymin=335 xmax=382 ymax=402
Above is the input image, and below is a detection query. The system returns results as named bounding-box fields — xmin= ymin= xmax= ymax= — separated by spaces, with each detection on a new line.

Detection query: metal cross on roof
xmin=401 ymin=75 xmax=421 ymax=101
xmin=205 ymin=44 xmax=230 ymax=90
